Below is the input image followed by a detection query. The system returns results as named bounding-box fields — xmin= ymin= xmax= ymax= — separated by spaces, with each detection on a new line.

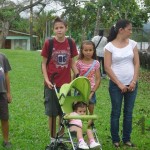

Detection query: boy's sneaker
xmin=50 ymin=137 xmax=56 ymax=143
xmin=58 ymin=137 xmax=63 ymax=143
xmin=89 ymin=141 xmax=100 ymax=149
xmin=78 ymin=141 xmax=89 ymax=149
xmin=2 ymin=141 xmax=12 ymax=148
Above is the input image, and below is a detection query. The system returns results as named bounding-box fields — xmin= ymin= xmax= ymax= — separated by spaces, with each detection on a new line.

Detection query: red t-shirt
xmin=41 ymin=37 xmax=78 ymax=87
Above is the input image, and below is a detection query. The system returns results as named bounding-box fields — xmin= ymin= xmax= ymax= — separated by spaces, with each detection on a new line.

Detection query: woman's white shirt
xmin=104 ymin=39 xmax=137 ymax=85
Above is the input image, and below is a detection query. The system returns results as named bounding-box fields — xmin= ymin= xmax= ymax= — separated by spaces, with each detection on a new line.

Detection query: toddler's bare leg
xmin=70 ymin=126 xmax=83 ymax=140
xmin=87 ymin=129 xmax=94 ymax=143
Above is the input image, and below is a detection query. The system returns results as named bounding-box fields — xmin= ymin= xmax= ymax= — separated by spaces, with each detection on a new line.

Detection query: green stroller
xmin=45 ymin=76 xmax=102 ymax=150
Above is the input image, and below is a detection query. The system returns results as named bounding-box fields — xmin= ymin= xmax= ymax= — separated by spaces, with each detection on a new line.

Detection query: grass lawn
xmin=0 ymin=49 xmax=150 ymax=150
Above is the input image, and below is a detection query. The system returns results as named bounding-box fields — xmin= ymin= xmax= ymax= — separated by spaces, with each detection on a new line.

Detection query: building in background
xmin=4 ymin=30 xmax=38 ymax=50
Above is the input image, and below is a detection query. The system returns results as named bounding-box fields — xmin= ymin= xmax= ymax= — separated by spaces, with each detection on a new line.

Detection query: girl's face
xmin=76 ymin=106 xmax=86 ymax=115
xmin=53 ymin=22 xmax=67 ymax=39
xmin=82 ymin=44 xmax=94 ymax=60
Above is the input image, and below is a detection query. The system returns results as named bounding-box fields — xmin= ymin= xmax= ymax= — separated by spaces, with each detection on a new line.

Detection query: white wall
xmin=137 ymin=42 xmax=149 ymax=50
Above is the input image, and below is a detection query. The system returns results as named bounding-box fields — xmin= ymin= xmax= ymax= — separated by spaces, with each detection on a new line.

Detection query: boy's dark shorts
xmin=44 ymin=86 xmax=63 ymax=117
xmin=0 ymin=93 xmax=9 ymax=120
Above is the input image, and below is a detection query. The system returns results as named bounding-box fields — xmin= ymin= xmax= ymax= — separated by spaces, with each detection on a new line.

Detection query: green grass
xmin=0 ymin=49 xmax=150 ymax=150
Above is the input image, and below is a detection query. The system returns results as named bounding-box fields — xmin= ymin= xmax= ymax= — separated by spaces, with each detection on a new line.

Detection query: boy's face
xmin=53 ymin=22 xmax=67 ymax=39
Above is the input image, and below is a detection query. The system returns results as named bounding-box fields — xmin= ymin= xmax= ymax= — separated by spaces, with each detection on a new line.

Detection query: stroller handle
xmin=64 ymin=114 xmax=98 ymax=120
xmin=50 ymin=72 xmax=59 ymax=97
xmin=50 ymin=72 xmax=58 ymax=84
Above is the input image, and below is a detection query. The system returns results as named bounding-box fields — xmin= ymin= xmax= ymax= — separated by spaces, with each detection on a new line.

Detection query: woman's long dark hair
xmin=107 ymin=19 xmax=131 ymax=42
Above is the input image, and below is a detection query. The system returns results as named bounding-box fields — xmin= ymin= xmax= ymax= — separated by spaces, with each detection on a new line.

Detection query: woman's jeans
xmin=109 ymin=80 xmax=138 ymax=143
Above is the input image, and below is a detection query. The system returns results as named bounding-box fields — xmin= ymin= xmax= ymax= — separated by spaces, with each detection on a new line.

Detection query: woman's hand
xmin=118 ymin=83 xmax=128 ymax=93
xmin=128 ymin=81 xmax=136 ymax=92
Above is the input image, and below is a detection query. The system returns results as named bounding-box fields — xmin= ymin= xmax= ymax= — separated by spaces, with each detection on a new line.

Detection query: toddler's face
xmin=76 ymin=107 xmax=86 ymax=115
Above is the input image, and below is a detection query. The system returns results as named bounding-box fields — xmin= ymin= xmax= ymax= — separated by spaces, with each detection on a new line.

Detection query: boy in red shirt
xmin=41 ymin=17 xmax=78 ymax=141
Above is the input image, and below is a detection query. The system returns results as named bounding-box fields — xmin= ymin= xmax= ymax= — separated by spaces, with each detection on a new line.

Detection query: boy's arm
xmin=5 ymin=72 xmax=12 ymax=103
xmin=42 ymin=57 xmax=53 ymax=89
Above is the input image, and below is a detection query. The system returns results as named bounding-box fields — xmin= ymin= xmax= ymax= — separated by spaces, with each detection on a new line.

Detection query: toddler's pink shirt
xmin=69 ymin=112 xmax=82 ymax=128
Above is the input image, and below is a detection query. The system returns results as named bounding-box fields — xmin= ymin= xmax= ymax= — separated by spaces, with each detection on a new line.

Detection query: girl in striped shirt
xmin=76 ymin=40 xmax=101 ymax=115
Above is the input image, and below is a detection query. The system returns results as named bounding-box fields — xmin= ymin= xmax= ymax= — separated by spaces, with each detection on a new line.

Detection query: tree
xmin=0 ymin=0 xmax=53 ymax=48
xmin=56 ymin=0 xmax=149 ymax=41
xmin=96 ymin=0 xmax=149 ymax=28
xmin=11 ymin=17 xmax=30 ymax=33
xmin=1 ymin=0 xmax=149 ymax=49
xmin=33 ymin=11 xmax=55 ymax=48
xmin=143 ymin=0 xmax=150 ymax=29
xmin=144 ymin=0 xmax=150 ymax=13
xmin=58 ymin=0 xmax=97 ymax=42
xmin=0 ymin=0 xmax=16 ymax=48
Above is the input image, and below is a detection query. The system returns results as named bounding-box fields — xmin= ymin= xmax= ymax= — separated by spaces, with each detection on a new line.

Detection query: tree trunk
xmin=94 ymin=7 xmax=100 ymax=36
xmin=81 ymin=27 xmax=87 ymax=41
xmin=0 ymin=21 xmax=10 ymax=49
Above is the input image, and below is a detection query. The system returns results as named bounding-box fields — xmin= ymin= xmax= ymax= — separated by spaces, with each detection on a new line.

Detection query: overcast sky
xmin=10 ymin=0 xmax=63 ymax=18
xmin=10 ymin=0 xmax=89 ymax=18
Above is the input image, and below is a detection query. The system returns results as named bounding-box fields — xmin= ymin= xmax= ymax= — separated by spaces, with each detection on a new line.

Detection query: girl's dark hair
xmin=107 ymin=19 xmax=131 ymax=42
xmin=79 ymin=40 xmax=97 ymax=60
xmin=72 ymin=101 xmax=87 ymax=111
xmin=53 ymin=16 xmax=67 ymax=27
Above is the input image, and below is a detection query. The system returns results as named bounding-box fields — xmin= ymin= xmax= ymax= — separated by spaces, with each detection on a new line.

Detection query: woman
xmin=104 ymin=19 xmax=139 ymax=148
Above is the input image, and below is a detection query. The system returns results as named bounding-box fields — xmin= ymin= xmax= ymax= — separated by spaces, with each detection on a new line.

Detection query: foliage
xmin=0 ymin=1 xmax=16 ymax=21
xmin=144 ymin=0 xmax=150 ymax=12
xmin=33 ymin=11 xmax=55 ymax=48
xmin=11 ymin=17 xmax=30 ymax=33
xmin=54 ymin=0 xmax=149 ymax=43
xmin=61 ymin=2 xmax=97 ymax=43
xmin=0 ymin=0 xmax=53 ymax=48
xmin=0 ymin=49 xmax=149 ymax=150
xmin=97 ymin=0 xmax=148 ymax=28
xmin=0 ymin=0 xmax=149 ymax=49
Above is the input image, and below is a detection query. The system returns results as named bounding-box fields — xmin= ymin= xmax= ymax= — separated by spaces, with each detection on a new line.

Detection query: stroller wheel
xmin=45 ymin=143 xmax=56 ymax=150
xmin=45 ymin=145 xmax=51 ymax=150
xmin=57 ymin=143 xmax=68 ymax=150
xmin=45 ymin=142 xmax=68 ymax=150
